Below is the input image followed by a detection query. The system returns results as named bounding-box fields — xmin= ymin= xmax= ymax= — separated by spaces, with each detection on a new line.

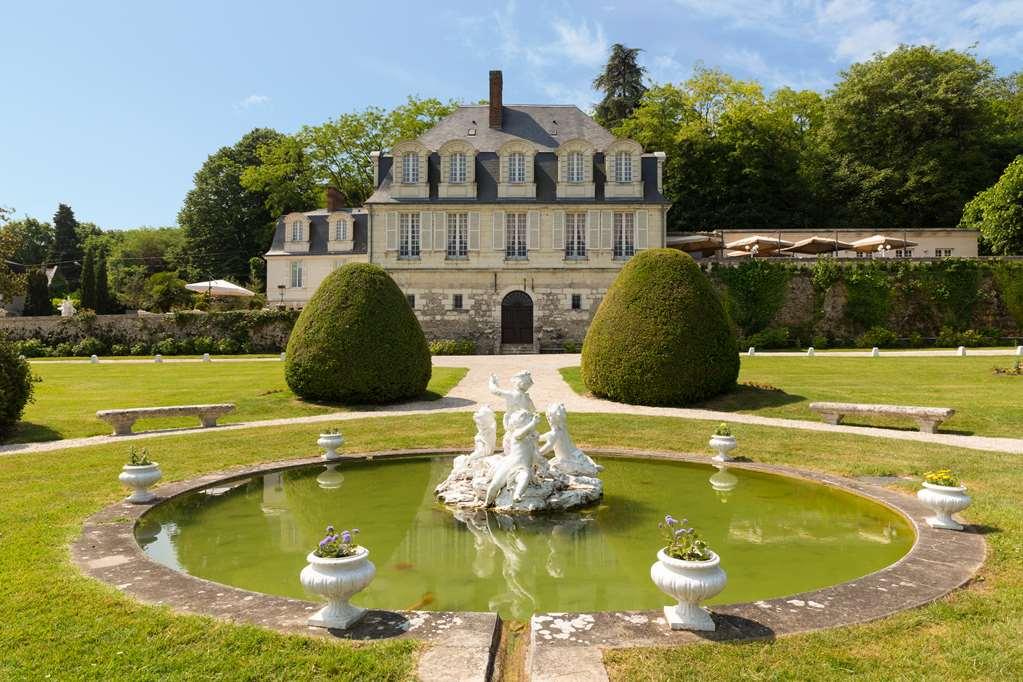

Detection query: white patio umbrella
xmin=185 ymin=279 xmax=255 ymax=297
xmin=723 ymin=235 xmax=794 ymax=254
xmin=850 ymin=235 xmax=918 ymax=253
xmin=780 ymin=236 xmax=856 ymax=255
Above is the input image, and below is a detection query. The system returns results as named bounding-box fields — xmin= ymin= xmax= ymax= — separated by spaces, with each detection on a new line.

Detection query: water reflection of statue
xmin=456 ymin=510 xmax=535 ymax=619
xmin=485 ymin=410 xmax=545 ymax=506
xmin=316 ymin=463 xmax=345 ymax=490
xmin=539 ymin=403 xmax=602 ymax=477
xmin=708 ymin=464 xmax=739 ymax=503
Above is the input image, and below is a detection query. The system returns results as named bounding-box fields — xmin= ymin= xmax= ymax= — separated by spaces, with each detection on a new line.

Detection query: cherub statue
xmin=59 ymin=298 xmax=76 ymax=318
xmin=452 ymin=405 xmax=497 ymax=473
xmin=485 ymin=409 xmax=544 ymax=506
xmin=488 ymin=371 xmax=536 ymax=430
xmin=539 ymin=402 xmax=602 ymax=477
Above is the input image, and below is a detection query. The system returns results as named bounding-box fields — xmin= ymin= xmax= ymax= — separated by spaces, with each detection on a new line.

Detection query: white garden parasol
xmin=185 ymin=279 xmax=255 ymax=297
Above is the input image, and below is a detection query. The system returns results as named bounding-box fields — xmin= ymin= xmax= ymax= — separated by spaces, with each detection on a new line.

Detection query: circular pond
xmin=137 ymin=454 xmax=914 ymax=620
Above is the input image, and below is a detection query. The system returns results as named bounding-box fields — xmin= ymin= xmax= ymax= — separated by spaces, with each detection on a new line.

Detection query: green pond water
xmin=137 ymin=455 xmax=914 ymax=620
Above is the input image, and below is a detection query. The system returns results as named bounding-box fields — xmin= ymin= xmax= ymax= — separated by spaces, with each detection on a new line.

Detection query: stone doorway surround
xmin=71 ymin=448 xmax=985 ymax=681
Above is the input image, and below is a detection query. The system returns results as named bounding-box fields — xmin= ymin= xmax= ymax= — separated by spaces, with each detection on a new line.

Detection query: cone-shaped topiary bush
xmin=581 ymin=248 xmax=739 ymax=406
xmin=0 ymin=337 xmax=35 ymax=439
xmin=285 ymin=263 xmax=431 ymax=403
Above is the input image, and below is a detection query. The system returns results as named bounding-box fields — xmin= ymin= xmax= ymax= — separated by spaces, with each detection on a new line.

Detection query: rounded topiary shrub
xmin=581 ymin=248 xmax=739 ymax=406
xmin=0 ymin=337 xmax=35 ymax=439
xmin=285 ymin=263 xmax=431 ymax=403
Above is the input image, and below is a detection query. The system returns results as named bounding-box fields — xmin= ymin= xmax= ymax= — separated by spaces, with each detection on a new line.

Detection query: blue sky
xmin=2 ymin=0 xmax=1022 ymax=229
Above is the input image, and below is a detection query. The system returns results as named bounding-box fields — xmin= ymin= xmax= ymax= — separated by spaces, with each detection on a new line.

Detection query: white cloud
xmin=236 ymin=94 xmax=270 ymax=110
xmin=833 ymin=19 xmax=901 ymax=61
xmin=549 ymin=19 xmax=609 ymax=67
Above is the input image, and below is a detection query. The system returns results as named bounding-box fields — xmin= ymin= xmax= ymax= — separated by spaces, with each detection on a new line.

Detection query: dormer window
xmin=508 ymin=152 xmax=526 ymax=184
xmin=450 ymin=152 xmax=467 ymax=183
xmin=567 ymin=151 xmax=584 ymax=183
xmin=334 ymin=219 xmax=348 ymax=241
xmin=290 ymin=221 xmax=303 ymax=241
xmin=614 ymin=151 xmax=633 ymax=183
xmin=402 ymin=152 xmax=419 ymax=184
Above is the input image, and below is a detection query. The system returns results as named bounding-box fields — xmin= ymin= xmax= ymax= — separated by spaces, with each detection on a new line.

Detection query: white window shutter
xmin=386 ymin=212 xmax=398 ymax=251
xmin=636 ymin=210 xmax=649 ymax=249
xmin=440 ymin=154 xmax=449 ymax=184
xmin=434 ymin=212 xmax=446 ymax=251
xmin=558 ymin=153 xmax=567 ymax=182
xmin=527 ymin=211 xmax=540 ymax=250
xmin=584 ymin=151 xmax=593 ymax=183
xmin=586 ymin=211 xmax=600 ymax=252
xmin=552 ymin=211 xmax=565 ymax=250
xmin=469 ymin=212 xmax=480 ymax=250
xmin=525 ymin=152 xmax=534 ymax=183
xmin=601 ymin=211 xmax=613 ymax=250
xmin=493 ymin=211 xmax=505 ymax=251
xmin=420 ymin=212 xmax=432 ymax=251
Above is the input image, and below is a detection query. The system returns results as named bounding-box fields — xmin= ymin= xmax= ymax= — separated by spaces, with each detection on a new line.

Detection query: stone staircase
xmin=499 ymin=343 xmax=536 ymax=355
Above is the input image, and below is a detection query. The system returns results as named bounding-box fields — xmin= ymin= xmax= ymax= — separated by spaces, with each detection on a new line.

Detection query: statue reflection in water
xmin=708 ymin=464 xmax=739 ymax=503
xmin=454 ymin=508 xmax=593 ymax=621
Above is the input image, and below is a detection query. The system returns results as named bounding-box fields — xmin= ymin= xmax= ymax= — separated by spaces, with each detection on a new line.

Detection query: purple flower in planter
xmin=664 ymin=515 xmax=677 ymax=526
xmin=326 ymin=525 xmax=335 ymax=534
xmin=341 ymin=531 xmax=352 ymax=544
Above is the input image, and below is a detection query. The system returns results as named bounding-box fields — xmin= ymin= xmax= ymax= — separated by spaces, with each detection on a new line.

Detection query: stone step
xmin=500 ymin=343 xmax=536 ymax=355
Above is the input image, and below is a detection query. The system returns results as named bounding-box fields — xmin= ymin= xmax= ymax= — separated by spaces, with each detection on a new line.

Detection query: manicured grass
xmin=560 ymin=356 xmax=1023 ymax=437
xmin=9 ymin=363 xmax=468 ymax=444
xmin=0 ymin=413 xmax=1019 ymax=679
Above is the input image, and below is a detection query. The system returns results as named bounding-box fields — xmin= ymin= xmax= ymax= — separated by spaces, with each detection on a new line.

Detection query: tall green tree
xmin=0 ymin=210 xmax=25 ymax=300
xmin=22 ymin=269 xmax=54 ymax=316
xmin=617 ymin=68 xmax=823 ymax=231
xmin=593 ymin=44 xmax=647 ymax=129
xmin=959 ymin=155 xmax=1023 ymax=255
xmin=6 ymin=217 xmax=54 ymax=266
xmin=817 ymin=45 xmax=1008 ymax=228
xmin=178 ymin=128 xmax=285 ymax=284
xmin=94 ymin=246 xmax=114 ymax=313
xmin=49 ymin=204 xmax=83 ymax=288
xmin=242 ymin=96 xmax=457 ymax=210
xmin=79 ymin=243 xmax=96 ymax=310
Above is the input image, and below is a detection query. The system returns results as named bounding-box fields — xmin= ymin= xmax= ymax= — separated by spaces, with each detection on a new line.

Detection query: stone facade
xmin=264 ymin=70 xmax=670 ymax=353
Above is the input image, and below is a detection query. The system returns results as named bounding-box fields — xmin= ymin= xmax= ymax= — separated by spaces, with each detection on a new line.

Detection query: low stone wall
xmin=0 ymin=310 xmax=298 ymax=353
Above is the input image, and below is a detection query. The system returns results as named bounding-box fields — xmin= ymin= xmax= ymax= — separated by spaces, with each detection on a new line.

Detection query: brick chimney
xmin=325 ymin=186 xmax=346 ymax=212
xmin=489 ymin=70 xmax=503 ymax=129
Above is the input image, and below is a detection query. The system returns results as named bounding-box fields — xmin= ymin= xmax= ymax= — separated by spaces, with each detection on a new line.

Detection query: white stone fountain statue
xmin=435 ymin=372 xmax=603 ymax=513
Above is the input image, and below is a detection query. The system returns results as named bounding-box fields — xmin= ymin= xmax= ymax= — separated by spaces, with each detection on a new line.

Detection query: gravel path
xmin=3 ymin=353 xmax=1020 ymax=456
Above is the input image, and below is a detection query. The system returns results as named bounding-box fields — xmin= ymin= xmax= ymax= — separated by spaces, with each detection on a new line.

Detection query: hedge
xmin=0 ymin=337 xmax=34 ymax=439
xmin=581 ymin=249 xmax=739 ymax=406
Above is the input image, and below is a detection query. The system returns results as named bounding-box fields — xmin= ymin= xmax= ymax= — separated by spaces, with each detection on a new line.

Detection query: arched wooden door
xmin=501 ymin=291 xmax=533 ymax=344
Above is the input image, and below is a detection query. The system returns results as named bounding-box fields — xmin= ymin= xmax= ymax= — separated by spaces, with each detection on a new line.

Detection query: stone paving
xmin=4 ymin=353 xmax=1022 ymax=456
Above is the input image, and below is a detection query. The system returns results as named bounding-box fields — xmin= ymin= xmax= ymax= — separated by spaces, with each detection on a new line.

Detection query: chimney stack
xmin=325 ymin=186 xmax=347 ymax=212
xmin=489 ymin=70 xmax=503 ymax=129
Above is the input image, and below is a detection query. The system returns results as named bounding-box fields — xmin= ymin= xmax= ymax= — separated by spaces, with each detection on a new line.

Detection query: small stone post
xmin=807 ymin=347 xmax=815 ymax=357
xmin=871 ymin=347 xmax=880 ymax=358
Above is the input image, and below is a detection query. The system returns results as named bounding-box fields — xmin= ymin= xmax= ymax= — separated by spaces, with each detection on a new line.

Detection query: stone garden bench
xmin=96 ymin=403 xmax=236 ymax=436
xmin=808 ymin=402 xmax=955 ymax=434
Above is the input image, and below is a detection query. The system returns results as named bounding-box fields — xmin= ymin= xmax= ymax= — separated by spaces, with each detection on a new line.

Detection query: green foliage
xmin=79 ymin=243 xmax=96 ymax=310
xmin=93 ymin=246 xmax=114 ymax=313
xmin=0 ymin=217 xmax=25 ymax=299
xmin=659 ymin=515 xmax=712 ymax=562
xmin=923 ymin=260 xmax=982 ymax=328
xmin=428 ymin=339 xmax=475 ymax=355
xmin=811 ymin=258 xmax=841 ymax=292
xmin=855 ymin=326 xmax=900 ymax=349
xmin=593 ymin=43 xmax=647 ymax=129
xmin=22 ymin=269 xmax=54 ymax=316
xmin=285 ymin=263 xmax=431 ymax=403
xmin=6 ymin=217 xmax=53 ymax=266
xmin=178 ymin=128 xmax=285 ymax=284
xmin=14 ymin=339 xmax=50 ymax=357
xmin=243 ymin=97 xmax=457 ymax=210
xmin=49 ymin=203 xmax=82 ymax=288
xmin=744 ymin=327 xmax=792 ymax=350
xmin=127 ymin=447 xmax=152 ymax=466
xmin=959 ymin=155 xmax=1023 ymax=255
xmin=922 ymin=469 xmax=959 ymax=487
xmin=843 ymin=263 xmax=891 ymax=329
xmin=72 ymin=337 xmax=105 ymax=357
xmin=143 ymin=271 xmax=192 ymax=312
xmin=314 ymin=526 xmax=362 ymax=558
xmin=712 ymin=260 xmax=790 ymax=334
xmin=581 ymin=249 xmax=739 ymax=406
xmin=0 ymin=337 xmax=34 ymax=438
xmin=993 ymin=262 xmax=1023 ymax=326
xmin=713 ymin=423 xmax=732 ymax=437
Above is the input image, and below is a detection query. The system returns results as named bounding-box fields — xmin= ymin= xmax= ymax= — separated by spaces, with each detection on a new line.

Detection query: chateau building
xmin=266 ymin=71 xmax=669 ymax=353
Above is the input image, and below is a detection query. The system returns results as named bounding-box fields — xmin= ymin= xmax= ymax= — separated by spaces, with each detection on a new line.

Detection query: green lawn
xmin=9 ymin=362 xmax=467 ymax=444
xmin=560 ymin=356 xmax=1023 ymax=437
xmin=0 ymin=413 xmax=1020 ymax=679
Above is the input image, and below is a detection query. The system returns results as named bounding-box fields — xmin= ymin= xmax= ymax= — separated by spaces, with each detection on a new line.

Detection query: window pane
xmin=450 ymin=153 xmax=466 ymax=183
xmin=613 ymin=212 xmax=635 ymax=258
xmin=565 ymin=213 xmax=586 ymax=258
xmin=403 ymin=153 xmax=419 ymax=183
xmin=399 ymin=213 xmax=420 ymax=258
xmin=505 ymin=213 xmax=527 ymax=258
xmin=447 ymin=213 xmax=468 ymax=257
xmin=509 ymin=153 xmax=525 ymax=183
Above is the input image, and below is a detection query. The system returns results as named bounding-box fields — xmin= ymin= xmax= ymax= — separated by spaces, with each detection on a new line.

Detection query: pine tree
xmin=79 ymin=243 xmax=96 ymax=311
xmin=22 ymin=269 xmax=54 ymax=316
xmin=94 ymin=247 xmax=113 ymax=313
xmin=49 ymin=204 xmax=83 ymax=288
xmin=593 ymin=44 xmax=648 ymax=130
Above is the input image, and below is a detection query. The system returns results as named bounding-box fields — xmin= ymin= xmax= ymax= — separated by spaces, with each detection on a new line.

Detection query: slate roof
xmin=417 ymin=105 xmax=616 ymax=152
xmin=366 ymin=153 xmax=666 ymax=204
xmin=265 ymin=209 xmax=367 ymax=256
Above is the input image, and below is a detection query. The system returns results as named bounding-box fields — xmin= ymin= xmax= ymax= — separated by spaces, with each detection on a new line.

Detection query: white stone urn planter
xmin=917 ymin=482 xmax=971 ymax=531
xmin=300 ymin=548 xmax=375 ymax=629
xmin=318 ymin=432 xmax=344 ymax=461
xmin=709 ymin=435 xmax=737 ymax=462
xmin=650 ymin=548 xmax=727 ymax=631
xmin=118 ymin=463 xmax=162 ymax=504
